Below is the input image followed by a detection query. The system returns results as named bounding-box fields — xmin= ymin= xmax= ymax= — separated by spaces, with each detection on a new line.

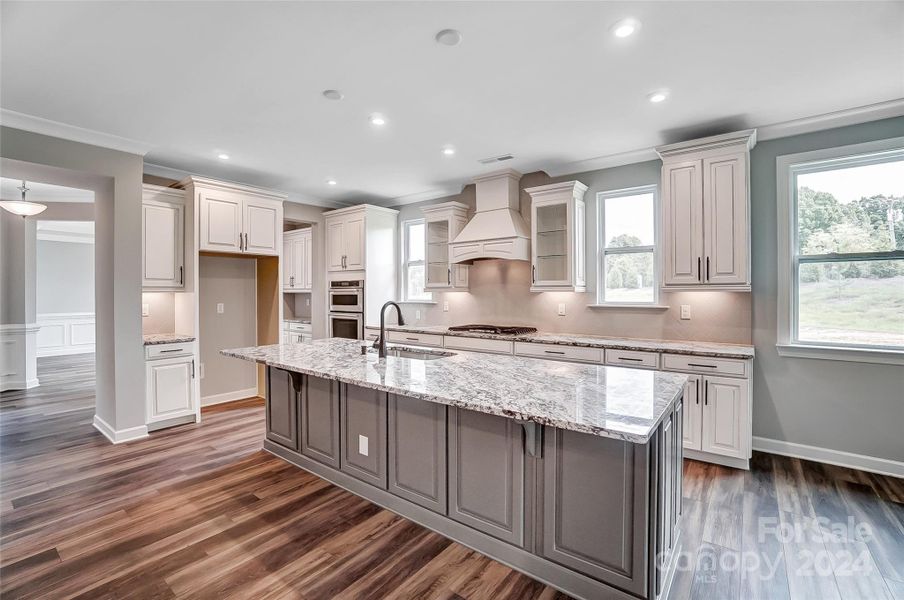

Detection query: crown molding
xmin=545 ymin=99 xmax=904 ymax=177
xmin=0 ymin=109 xmax=153 ymax=156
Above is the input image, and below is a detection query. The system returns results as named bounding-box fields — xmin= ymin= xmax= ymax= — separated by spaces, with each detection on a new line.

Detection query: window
xmin=401 ymin=219 xmax=431 ymax=302
xmin=777 ymin=138 xmax=904 ymax=362
xmin=597 ymin=185 xmax=659 ymax=304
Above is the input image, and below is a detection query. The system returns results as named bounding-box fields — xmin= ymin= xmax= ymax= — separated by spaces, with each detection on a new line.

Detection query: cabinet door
xmin=266 ymin=367 xmax=299 ymax=450
xmin=682 ymin=374 xmax=702 ymax=451
xmin=701 ymin=375 xmax=748 ymax=459
xmin=326 ymin=218 xmax=345 ymax=271
xmin=302 ymin=232 xmax=313 ymax=290
xmin=199 ymin=190 xmax=242 ymax=253
xmin=146 ymin=356 xmax=195 ymax=424
xmin=703 ymin=153 xmax=749 ymax=286
xmin=541 ymin=428 xmax=648 ymax=595
xmin=532 ymin=200 xmax=571 ymax=287
xmin=388 ymin=394 xmax=447 ymax=513
xmin=300 ymin=375 xmax=340 ymax=468
xmin=426 ymin=219 xmax=451 ymax=288
xmin=662 ymin=160 xmax=704 ymax=286
xmin=282 ymin=237 xmax=295 ymax=289
xmin=340 ymin=384 xmax=387 ymax=488
xmin=142 ymin=199 xmax=184 ymax=289
xmin=243 ymin=198 xmax=280 ymax=255
xmin=344 ymin=213 xmax=365 ymax=270
xmin=448 ymin=408 xmax=525 ymax=546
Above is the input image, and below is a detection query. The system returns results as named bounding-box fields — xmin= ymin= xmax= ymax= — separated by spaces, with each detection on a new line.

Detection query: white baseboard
xmin=201 ymin=387 xmax=259 ymax=407
xmin=0 ymin=377 xmax=40 ymax=391
xmin=37 ymin=345 xmax=95 ymax=358
xmin=753 ymin=436 xmax=904 ymax=478
xmin=93 ymin=415 xmax=149 ymax=444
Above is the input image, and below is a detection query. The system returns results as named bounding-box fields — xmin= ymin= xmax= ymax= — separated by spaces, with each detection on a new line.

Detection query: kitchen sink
xmin=365 ymin=345 xmax=456 ymax=360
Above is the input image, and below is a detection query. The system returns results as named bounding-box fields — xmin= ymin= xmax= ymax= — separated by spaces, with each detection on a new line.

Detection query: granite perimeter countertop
xmin=222 ymin=338 xmax=688 ymax=444
xmin=143 ymin=333 xmax=196 ymax=346
xmin=370 ymin=325 xmax=754 ymax=359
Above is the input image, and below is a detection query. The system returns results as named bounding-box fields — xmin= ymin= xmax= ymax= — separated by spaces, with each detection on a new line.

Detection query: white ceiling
xmin=1 ymin=1 xmax=902 ymax=207
xmin=0 ymin=178 xmax=95 ymax=203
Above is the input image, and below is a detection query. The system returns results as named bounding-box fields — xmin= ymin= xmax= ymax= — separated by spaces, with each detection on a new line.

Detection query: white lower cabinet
xmin=682 ymin=375 xmax=703 ymax=451
xmin=146 ymin=351 xmax=197 ymax=429
xmin=700 ymin=375 xmax=748 ymax=459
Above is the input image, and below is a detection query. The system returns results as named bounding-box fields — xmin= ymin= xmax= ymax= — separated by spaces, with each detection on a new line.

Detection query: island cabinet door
xmin=388 ymin=394 xmax=447 ymax=513
xmin=300 ymin=375 xmax=340 ymax=468
xmin=540 ymin=428 xmax=649 ymax=596
xmin=340 ymin=384 xmax=388 ymax=489
xmin=265 ymin=367 xmax=299 ymax=451
xmin=448 ymin=408 xmax=525 ymax=547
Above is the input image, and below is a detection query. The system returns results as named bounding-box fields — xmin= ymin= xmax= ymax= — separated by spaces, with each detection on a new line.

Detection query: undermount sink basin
xmin=366 ymin=345 xmax=456 ymax=360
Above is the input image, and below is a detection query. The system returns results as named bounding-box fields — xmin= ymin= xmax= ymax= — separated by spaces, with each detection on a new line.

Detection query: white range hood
xmin=448 ymin=169 xmax=530 ymax=263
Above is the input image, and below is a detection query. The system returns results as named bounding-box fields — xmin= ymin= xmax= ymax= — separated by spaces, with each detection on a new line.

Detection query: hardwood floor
xmin=2 ymin=354 xmax=902 ymax=599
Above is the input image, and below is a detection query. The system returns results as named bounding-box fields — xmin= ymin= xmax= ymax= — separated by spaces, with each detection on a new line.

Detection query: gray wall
xmin=141 ymin=291 xmax=176 ymax=335
xmin=199 ymin=254 xmax=257 ymax=400
xmin=1 ymin=126 xmax=145 ymax=433
xmin=749 ymin=116 xmax=904 ymax=463
xmin=0 ymin=209 xmax=36 ymax=324
xmin=36 ymin=240 xmax=94 ymax=314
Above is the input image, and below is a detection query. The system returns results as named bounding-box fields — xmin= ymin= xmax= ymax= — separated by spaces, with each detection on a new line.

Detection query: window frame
xmin=595 ymin=184 xmax=662 ymax=306
xmin=776 ymin=136 xmax=904 ymax=365
xmin=400 ymin=218 xmax=432 ymax=303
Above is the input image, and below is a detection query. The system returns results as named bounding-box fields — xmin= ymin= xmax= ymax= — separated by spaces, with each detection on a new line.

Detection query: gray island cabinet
xmin=229 ymin=339 xmax=687 ymax=600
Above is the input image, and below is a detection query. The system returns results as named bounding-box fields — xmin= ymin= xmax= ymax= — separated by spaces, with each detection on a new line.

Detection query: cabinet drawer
xmin=443 ymin=336 xmax=513 ymax=355
xmin=605 ymin=349 xmax=659 ymax=369
xmin=145 ymin=342 xmax=194 ymax=360
xmin=514 ymin=342 xmax=602 ymax=364
xmin=661 ymin=353 xmax=748 ymax=378
xmin=386 ymin=331 xmax=444 ymax=348
xmin=285 ymin=322 xmax=311 ymax=333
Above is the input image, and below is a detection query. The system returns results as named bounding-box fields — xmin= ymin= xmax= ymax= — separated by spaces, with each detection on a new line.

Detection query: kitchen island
xmin=223 ymin=338 xmax=688 ymax=600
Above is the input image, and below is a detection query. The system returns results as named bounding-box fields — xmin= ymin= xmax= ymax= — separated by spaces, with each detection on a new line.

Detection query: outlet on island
xmin=358 ymin=434 xmax=369 ymax=456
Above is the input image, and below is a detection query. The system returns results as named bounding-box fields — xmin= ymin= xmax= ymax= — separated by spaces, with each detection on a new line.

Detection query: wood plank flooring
xmin=2 ymin=354 xmax=903 ymax=599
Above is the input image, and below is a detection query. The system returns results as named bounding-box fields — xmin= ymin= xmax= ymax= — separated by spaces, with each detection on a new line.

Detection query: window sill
xmin=776 ymin=343 xmax=904 ymax=365
xmin=397 ymin=300 xmax=437 ymax=305
xmin=586 ymin=303 xmax=670 ymax=310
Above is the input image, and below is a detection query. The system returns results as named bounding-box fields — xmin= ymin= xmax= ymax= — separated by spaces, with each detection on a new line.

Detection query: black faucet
xmin=374 ymin=301 xmax=405 ymax=358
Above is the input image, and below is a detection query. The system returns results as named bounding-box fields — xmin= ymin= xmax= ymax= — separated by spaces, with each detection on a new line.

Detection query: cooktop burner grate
xmin=448 ymin=324 xmax=538 ymax=335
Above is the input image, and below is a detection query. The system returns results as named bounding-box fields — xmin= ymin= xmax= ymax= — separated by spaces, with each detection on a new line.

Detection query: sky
xmin=605 ymin=192 xmax=654 ymax=246
xmin=798 ymin=159 xmax=904 ymax=204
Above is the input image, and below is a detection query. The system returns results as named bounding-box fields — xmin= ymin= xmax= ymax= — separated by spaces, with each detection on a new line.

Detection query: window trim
xmin=776 ymin=136 xmax=904 ymax=365
xmin=596 ymin=184 xmax=660 ymax=306
xmin=400 ymin=218 xmax=432 ymax=303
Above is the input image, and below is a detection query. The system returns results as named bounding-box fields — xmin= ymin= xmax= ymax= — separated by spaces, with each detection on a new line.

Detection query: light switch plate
xmin=199 ymin=363 xmax=205 ymax=379
xmin=142 ymin=303 xmax=150 ymax=317
xmin=415 ymin=309 xmax=421 ymax=321
xmin=557 ymin=303 xmax=566 ymax=316
xmin=305 ymin=298 xmax=310 ymax=307
xmin=358 ymin=434 xmax=369 ymax=456
xmin=680 ymin=305 xmax=691 ymax=320
xmin=216 ymin=303 xmax=225 ymax=314
xmin=443 ymin=301 xmax=449 ymax=312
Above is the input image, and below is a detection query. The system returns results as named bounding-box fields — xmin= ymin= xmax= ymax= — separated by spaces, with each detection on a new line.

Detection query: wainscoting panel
xmin=36 ymin=313 xmax=95 ymax=357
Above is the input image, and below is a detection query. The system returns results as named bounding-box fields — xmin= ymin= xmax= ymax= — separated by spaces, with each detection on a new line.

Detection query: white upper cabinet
xmin=185 ymin=177 xmax=285 ymax=256
xmin=142 ymin=184 xmax=185 ymax=290
xmin=422 ymin=202 xmax=470 ymax=291
xmin=657 ymin=130 xmax=755 ymax=291
xmin=325 ymin=209 xmax=366 ymax=271
xmin=283 ymin=228 xmax=312 ymax=292
xmin=525 ymin=181 xmax=588 ymax=292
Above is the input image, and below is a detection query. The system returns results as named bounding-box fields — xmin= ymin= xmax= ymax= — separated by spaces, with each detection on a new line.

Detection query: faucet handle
xmin=372 ymin=335 xmax=381 ymax=349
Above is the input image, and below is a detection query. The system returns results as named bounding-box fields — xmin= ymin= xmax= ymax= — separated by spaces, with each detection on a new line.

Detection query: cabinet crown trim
xmin=421 ymin=201 xmax=470 ymax=215
xmin=524 ymin=180 xmax=588 ymax=197
xmin=655 ymin=129 xmax=757 ymax=159
xmin=142 ymin=183 xmax=186 ymax=200
xmin=178 ymin=176 xmax=288 ymax=201
xmin=323 ymin=203 xmax=399 ymax=218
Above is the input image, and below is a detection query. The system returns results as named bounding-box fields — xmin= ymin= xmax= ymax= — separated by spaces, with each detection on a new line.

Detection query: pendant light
xmin=0 ymin=181 xmax=47 ymax=217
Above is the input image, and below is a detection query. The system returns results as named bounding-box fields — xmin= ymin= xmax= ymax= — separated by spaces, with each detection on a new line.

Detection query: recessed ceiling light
xmin=217 ymin=153 xmax=230 ymax=160
xmin=610 ymin=18 xmax=641 ymax=38
xmin=322 ymin=89 xmax=344 ymax=101
xmin=435 ymin=29 xmax=462 ymax=46
xmin=326 ymin=179 xmax=337 ymax=186
xmin=369 ymin=113 xmax=386 ymax=126
xmin=442 ymin=146 xmax=456 ymax=156
xmin=647 ymin=90 xmax=669 ymax=103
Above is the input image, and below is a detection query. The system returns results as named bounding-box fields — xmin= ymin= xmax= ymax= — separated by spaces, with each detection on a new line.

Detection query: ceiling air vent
xmin=478 ymin=153 xmax=514 ymax=165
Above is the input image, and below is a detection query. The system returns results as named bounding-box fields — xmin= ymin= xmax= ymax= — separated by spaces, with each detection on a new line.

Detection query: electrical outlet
xmin=443 ymin=301 xmax=449 ymax=312
xmin=358 ymin=434 xmax=369 ymax=456
xmin=142 ymin=303 xmax=150 ymax=317
xmin=680 ymin=305 xmax=691 ymax=320
xmin=305 ymin=297 xmax=310 ymax=307
xmin=415 ymin=309 xmax=421 ymax=320
xmin=557 ymin=303 xmax=566 ymax=316
xmin=199 ymin=363 xmax=205 ymax=379
xmin=217 ymin=303 xmax=225 ymax=314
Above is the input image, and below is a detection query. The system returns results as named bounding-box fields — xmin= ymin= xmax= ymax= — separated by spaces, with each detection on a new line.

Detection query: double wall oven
xmin=328 ymin=279 xmax=364 ymax=340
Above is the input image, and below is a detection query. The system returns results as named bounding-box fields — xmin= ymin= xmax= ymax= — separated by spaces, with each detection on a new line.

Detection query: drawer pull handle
xmin=618 ymin=357 xmax=644 ymax=362
xmin=544 ymin=350 xmax=566 ymax=355
xmin=687 ymin=363 xmax=717 ymax=368
xmin=405 ymin=337 xmax=419 ymax=341
xmin=159 ymin=349 xmax=184 ymax=353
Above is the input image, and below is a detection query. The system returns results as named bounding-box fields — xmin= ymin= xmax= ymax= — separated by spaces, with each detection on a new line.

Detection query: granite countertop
xmin=143 ymin=333 xmax=196 ymax=346
xmin=222 ymin=338 xmax=688 ymax=444
xmin=372 ymin=325 xmax=754 ymax=359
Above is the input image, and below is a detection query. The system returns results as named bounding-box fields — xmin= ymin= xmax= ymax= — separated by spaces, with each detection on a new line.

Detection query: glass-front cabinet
xmin=526 ymin=181 xmax=588 ymax=292
xmin=422 ymin=202 xmax=470 ymax=291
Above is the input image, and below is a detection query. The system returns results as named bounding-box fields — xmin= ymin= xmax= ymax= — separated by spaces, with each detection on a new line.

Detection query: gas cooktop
xmin=447 ymin=324 xmax=538 ymax=335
